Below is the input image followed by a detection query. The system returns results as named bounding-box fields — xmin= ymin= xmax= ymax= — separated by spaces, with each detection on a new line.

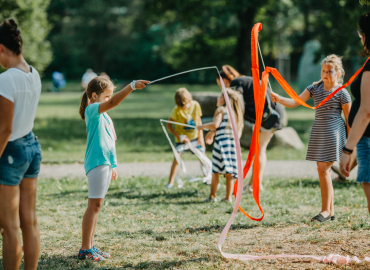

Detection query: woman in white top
xmin=0 ymin=19 xmax=42 ymax=270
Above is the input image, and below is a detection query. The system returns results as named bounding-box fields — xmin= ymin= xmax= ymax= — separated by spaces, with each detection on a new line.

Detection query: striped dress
xmin=212 ymin=109 xmax=238 ymax=178
xmin=306 ymin=83 xmax=351 ymax=162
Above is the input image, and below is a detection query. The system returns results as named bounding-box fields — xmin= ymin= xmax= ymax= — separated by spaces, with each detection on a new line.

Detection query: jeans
xmin=0 ymin=132 xmax=42 ymax=186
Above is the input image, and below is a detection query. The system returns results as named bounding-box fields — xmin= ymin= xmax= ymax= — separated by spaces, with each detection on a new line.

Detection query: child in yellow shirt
xmin=166 ymin=88 xmax=205 ymax=188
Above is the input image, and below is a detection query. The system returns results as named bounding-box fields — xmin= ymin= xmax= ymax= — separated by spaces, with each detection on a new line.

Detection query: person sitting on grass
xmin=166 ymin=88 xmax=205 ymax=188
xmin=197 ymin=88 xmax=243 ymax=203
xmin=271 ymin=54 xmax=353 ymax=223
xmin=78 ymin=76 xmax=149 ymax=261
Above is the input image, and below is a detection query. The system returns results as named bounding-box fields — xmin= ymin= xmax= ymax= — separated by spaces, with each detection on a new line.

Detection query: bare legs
xmin=0 ymin=177 xmax=40 ymax=270
xmin=317 ymin=162 xmax=335 ymax=217
xmin=0 ymin=184 xmax=22 ymax=270
xmin=362 ymin=183 xmax=370 ymax=215
xmin=168 ymin=154 xmax=182 ymax=186
xmin=248 ymin=130 xmax=274 ymax=187
xmin=81 ymin=198 xmax=103 ymax=250
xmin=19 ymin=178 xmax=40 ymax=270
xmin=209 ymin=173 xmax=234 ymax=200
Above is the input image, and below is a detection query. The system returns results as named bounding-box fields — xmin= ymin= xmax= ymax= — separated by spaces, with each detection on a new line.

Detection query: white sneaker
xmin=221 ymin=198 xmax=232 ymax=203
xmin=202 ymin=197 xmax=218 ymax=203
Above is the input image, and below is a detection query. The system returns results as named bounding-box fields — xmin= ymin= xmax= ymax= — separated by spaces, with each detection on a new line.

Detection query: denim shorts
xmin=356 ymin=137 xmax=370 ymax=183
xmin=0 ymin=132 xmax=42 ymax=186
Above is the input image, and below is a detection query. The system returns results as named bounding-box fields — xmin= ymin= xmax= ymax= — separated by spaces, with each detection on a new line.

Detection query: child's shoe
xmin=202 ymin=197 xmax=218 ymax=203
xmin=165 ymin=183 xmax=173 ymax=189
xmin=78 ymin=248 xmax=105 ymax=261
xmin=221 ymin=198 xmax=232 ymax=203
xmin=92 ymin=246 xmax=111 ymax=259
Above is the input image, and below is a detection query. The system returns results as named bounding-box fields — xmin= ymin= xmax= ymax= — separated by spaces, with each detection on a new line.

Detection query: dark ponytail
xmin=79 ymin=92 xmax=88 ymax=120
xmin=0 ymin=19 xmax=22 ymax=55
xmin=79 ymin=76 xmax=115 ymax=120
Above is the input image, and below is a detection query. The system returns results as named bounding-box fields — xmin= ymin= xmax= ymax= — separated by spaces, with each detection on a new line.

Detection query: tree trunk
xmin=236 ymin=7 xmax=257 ymax=76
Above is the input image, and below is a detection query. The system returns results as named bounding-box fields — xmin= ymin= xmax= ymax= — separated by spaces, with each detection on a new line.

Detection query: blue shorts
xmin=357 ymin=137 xmax=370 ymax=183
xmin=175 ymin=139 xmax=202 ymax=154
xmin=0 ymin=132 xmax=42 ymax=186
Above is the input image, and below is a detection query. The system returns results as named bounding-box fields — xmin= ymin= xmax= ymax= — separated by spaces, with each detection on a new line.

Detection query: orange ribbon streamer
xmin=234 ymin=22 xmax=370 ymax=221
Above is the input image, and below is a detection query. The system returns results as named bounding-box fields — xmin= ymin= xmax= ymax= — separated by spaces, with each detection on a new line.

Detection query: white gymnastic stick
xmin=149 ymin=66 xmax=218 ymax=84
xmin=160 ymin=119 xmax=209 ymax=131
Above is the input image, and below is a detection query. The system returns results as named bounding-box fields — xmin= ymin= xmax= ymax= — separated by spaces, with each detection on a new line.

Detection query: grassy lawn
xmin=1 ymin=176 xmax=369 ymax=269
xmin=35 ymin=82 xmax=315 ymax=163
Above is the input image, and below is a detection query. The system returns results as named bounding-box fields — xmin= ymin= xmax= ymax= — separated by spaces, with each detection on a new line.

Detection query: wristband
xmin=342 ymin=146 xmax=353 ymax=155
xmin=130 ymin=80 xmax=137 ymax=90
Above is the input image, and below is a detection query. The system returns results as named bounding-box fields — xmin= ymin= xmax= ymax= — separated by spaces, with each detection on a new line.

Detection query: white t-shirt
xmin=0 ymin=67 xmax=41 ymax=141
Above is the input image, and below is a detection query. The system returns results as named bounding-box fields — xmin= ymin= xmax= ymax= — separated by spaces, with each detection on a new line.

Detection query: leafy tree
xmin=46 ymin=0 xmax=170 ymax=81
xmin=139 ymin=0 xmax=271 ymax=77
xmin=0 ymin=0 xmax=52 ymax=74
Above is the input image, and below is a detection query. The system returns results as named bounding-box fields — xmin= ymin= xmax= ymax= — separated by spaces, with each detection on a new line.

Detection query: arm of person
xmin=341 ymin=102 xmax=352 ymax=137
xmin=98 ymin=80 xmax=150 ymax=114
xmin=270 ymin=89 xmax=311 ymax=108
xmin=167 ymin=117 xmax=182 ymax=141
xmin=196 ymin=116 xmax=205 ymax=148
xmin=0 ymin=96 xmax=13 ymax=157
xmin=197 ymin=108 xmax=223 ymax=131
xmin=340 ymin=71 xmax=370 ymax=176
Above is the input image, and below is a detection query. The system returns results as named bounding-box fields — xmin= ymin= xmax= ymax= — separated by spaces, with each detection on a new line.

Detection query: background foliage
xmin=0 ymin=0 xmax=52 ymax=73
xmin=0 ymin=1 xmax=369 ymax=81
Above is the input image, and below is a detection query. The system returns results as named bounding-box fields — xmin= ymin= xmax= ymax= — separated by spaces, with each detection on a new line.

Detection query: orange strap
xmin=234 ymin=22 xmax=370 ymax=221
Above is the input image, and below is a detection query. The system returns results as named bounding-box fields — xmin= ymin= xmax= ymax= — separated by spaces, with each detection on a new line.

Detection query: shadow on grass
xmin=108 ymin=189 xmax=200 ymax=200
xmin=33 ymin=254 xmax=213 ymax=269
xmin=270 ymin=178 xmax=361 ymax=189
xmin=127 ymin=257 xmax=212 ymax=269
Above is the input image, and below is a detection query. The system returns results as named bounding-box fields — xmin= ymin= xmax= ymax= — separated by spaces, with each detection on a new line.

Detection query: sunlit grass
xmin=1 ymin=176 xmax=368 ymax=269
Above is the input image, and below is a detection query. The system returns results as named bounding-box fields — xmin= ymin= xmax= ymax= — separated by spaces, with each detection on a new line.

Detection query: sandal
xmin=221 ymin=198 xmax=232 ymax=203
xmin=311 ymin=213 xmax=331 ymax=223
xmin=331 ymin=215 xmax=336 ymax=221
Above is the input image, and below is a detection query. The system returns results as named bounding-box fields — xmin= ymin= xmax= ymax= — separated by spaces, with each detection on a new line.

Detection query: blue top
xmin=84 ymin=103 xmax=117 ymax=174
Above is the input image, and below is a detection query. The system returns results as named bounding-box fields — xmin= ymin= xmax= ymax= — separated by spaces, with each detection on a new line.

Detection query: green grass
xmin=1 ymin=176 xmax=369 ymax=269
xmin=35 ymin=83 xmax=314 ymax=163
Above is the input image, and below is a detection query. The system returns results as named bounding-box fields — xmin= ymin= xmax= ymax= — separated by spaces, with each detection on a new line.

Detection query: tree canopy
xmin=0 ymin=0 xmax=52 ymax=73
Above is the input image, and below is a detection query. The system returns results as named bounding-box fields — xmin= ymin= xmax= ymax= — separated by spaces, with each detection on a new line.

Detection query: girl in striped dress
xmin=271 ymin=55 xmax=352 ymax=222
xmin=197 ymin=89 xmax=244 ymax=202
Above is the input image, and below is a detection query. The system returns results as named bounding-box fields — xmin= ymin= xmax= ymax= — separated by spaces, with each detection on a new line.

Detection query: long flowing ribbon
xmin=159 ymin=119 xmax=212 ymax=184
xmin=218 ymin=22 xmax=370 ymax=265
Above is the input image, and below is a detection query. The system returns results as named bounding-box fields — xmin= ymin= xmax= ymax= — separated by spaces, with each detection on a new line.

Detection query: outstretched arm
xmin=271 ymin=89 xmax=311 ymax=108
xmin=99 ymin=80 xmax=150 ymax=114
xmin=197 ymin=109 xmax=223 ymax=131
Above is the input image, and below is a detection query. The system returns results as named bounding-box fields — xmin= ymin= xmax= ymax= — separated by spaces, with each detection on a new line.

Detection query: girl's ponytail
xmin=79 ymin=76 xmax=115 ymax=120
xmin=79 ymin=92 xmax=88 ymax=120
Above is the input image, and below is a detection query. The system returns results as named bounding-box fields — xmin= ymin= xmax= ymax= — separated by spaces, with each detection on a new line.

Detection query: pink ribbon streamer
xmin=217 ymin=75 xmax=370 ymax=265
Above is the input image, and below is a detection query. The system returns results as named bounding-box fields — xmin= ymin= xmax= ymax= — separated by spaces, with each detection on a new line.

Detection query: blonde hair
xmin=313 ymin=54 xmax=345 ymax=86
xmin=217 ymin=88 xmax=244 ymax=138
xmin=175 ymin=87 xmax=192 ymax=107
